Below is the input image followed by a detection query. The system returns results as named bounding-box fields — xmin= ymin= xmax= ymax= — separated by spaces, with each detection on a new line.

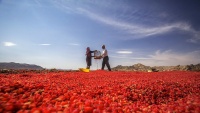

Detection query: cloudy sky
xmin=0 ymin=0 xmax=200 ymax=70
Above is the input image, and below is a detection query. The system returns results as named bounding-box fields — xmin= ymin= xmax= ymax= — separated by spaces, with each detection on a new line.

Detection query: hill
xmin=0 ymin=62 xmax=44 ymax=70
xmin=112 ymin=63 xmax=200 ymax=72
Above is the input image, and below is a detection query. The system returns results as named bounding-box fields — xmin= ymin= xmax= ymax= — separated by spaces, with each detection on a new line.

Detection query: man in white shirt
xmin=101 ymin=45 xmax=111 ymax=71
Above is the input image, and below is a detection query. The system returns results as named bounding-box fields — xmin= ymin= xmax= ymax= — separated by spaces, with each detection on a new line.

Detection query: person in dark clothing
xmin=85 ymin=47 xmax=95 ymax=69
xmin=101 ymin=45 xmax=111 ymax=71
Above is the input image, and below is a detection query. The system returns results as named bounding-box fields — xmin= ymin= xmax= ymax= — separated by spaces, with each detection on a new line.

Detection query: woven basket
xmin=94 ymin=51 xmax=101 ymax=59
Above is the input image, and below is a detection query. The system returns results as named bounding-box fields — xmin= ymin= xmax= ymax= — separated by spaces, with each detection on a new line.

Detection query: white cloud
xmin=76 ymin=8 xmax=200 ymax=42
xmin=51 ymin=0 xmax=200 ymax=43
xmin=39 ymin=44 xmax=51 ymax=46
xmin=145 ymin=50 xmax=200 ymax=66
xmin=186 ymin=31 xmax=200 ymax=43
xmin=116 ymin=51 xmax=132 ymax=54
xmin=3 ymin=42 xmax=16 ymax=46
xmin=111 ymin=50 xmax=200 ymax=66
xmin=78 ymin=8 xmax=200 ymax=38
xmin=111 ymin=55 xmax=151 ymax=60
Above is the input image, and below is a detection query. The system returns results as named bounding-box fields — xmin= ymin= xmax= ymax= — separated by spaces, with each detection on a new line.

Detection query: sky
xmin=0 ymin=0 xmax=200 ymax=70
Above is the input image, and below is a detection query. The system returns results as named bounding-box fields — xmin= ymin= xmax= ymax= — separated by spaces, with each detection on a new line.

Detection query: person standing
xmin=85 ymin=47 xmax=95 ymax=69
xmin=101 ymin=45 xmax=111 ymax=71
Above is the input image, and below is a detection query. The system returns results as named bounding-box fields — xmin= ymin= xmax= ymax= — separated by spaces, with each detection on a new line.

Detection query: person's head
xmin=86 ymin=47 xmax=90 ymax=51
xmin=102 ymin=45 xmax=105 ymax=49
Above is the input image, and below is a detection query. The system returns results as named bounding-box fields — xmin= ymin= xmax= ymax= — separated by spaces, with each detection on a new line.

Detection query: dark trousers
xmin=101 ymin=56 xmax=111 ymax=71
xmin=86 ymin=57 xmax=92 ymax=69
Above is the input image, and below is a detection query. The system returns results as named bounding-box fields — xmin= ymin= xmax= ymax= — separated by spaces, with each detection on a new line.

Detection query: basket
xmin=94 ymin=50 xmax=101 ymax=59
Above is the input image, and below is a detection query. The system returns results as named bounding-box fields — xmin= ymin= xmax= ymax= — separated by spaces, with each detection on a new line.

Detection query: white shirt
xmin=102 ymin=49 xmax=108 ymax=57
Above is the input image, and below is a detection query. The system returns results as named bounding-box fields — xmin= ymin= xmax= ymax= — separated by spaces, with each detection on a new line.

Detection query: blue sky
xmin=0 ymin=0 xmax=200 ymax=70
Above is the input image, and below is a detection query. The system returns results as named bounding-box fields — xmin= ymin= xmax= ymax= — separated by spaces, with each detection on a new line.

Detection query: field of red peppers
xmin=0 ymin=70 xmax=200 ymax=113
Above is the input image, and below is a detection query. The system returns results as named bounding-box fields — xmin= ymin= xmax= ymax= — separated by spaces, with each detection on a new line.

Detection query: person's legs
xmin=86 ymin=57 xmax=89 ymax=69
xmin=86 ymin=57 xmax=91 ymax=69
xmin=105 ymin=57 xmax=111 ymax=71
xmin=101 ymin=57 xmax=106 ymax=70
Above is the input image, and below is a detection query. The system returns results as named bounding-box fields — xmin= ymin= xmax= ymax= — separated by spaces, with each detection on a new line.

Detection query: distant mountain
xmin=112 ymin=63 xmax=200 ymax=72
xmin=0 ymin=62 xmax=44 ymax=70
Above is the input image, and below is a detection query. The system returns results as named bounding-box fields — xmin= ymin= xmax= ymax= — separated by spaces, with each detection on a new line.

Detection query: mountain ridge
xmin=112 ymin=63 xmax=200 ymax=72
xmin=0 ymin=62 xmax=44 ymax=70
